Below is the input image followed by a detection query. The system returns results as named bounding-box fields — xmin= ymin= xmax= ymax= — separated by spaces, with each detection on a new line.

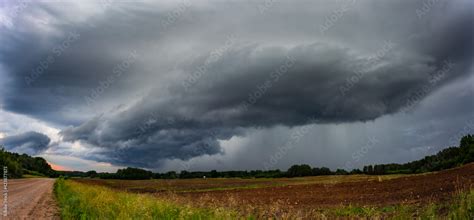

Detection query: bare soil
xmin=1 ymin=178 xmax=59 ymax=220
xmin=176 ymin=163 xmax=474 ymax=208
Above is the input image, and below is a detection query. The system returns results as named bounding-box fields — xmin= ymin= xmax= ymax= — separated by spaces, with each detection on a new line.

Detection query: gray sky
xmin=0 ymin=0 xmax=473 ymax=172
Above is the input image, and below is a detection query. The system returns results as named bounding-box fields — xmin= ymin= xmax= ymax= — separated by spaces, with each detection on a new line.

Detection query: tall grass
xmin=447 ymin=188 xmax=473 ymax=219
xmin=54 ymin=178 xmax=239 ymax=219
xmin=329 ymin=189 xmax=473 ymax=219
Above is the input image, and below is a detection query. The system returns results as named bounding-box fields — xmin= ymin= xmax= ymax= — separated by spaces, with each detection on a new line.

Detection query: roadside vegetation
xmin=54 ymin=177 xmax=239 ymax=219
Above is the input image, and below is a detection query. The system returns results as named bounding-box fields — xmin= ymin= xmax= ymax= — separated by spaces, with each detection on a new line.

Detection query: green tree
xmin=86 ymin=170 xmax=98 ymax=178
xmin=116 ymin=167 xmax=153 ymax=180
xmin=287 ymin=164 xmax=312 ymax=177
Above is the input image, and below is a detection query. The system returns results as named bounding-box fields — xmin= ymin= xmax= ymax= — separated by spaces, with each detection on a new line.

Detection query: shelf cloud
xmin=1 ymin=0 xmax=473 ymax=170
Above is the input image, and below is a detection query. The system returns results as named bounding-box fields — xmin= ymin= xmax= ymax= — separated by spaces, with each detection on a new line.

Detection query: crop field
xmin=64 ymin=163 xmax=474 ymax=219
xmin=74 ymin=173 xmax=406 ymax=193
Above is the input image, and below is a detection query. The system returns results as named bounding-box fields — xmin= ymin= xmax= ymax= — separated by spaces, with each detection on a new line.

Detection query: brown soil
xmin=75 ymin=177 xmax=285 ymax=192
xmin=1 ymin=178 xmax=59 ymax=220
xmin=177 ymin=163 xmax=473 ymax=208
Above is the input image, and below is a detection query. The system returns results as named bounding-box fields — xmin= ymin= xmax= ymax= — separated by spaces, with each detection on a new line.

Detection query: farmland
xmin=60 ymin=163 xmax=474 ymax=219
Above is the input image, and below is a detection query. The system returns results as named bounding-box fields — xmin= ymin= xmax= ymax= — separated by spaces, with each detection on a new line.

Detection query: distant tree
xmin=311 ymin=167 xmax=321 ymax=176
xmin=86 ymin=170 xmax=98 ymax=178
xmin=460 ymin=134 xmax=474 ymax=163
xmin=367 ymin=165 xmax=373 ymax=174
xmin=57 ymin=171 xmax=87 ymax=178
xmin=350 ymin=169 xmax=363 ymax=174
xmin=116 ymin=167 xmax=153 ymax=180
xmin=323 ymin=167 xmax=332 ymax=175
xmin=373 ymin=165 xmax=386 ymax=175
xmin=287 ymin=164 xmax=312 ymax=177
xmin=179 ymin=170 xmax=190 ymax=178
xmin=335 ymin=169 xmax=348 ymax=175
xmin=363 ymin=134 xmax=474 ymax=175
xmin=162 ymin=171 xmax=177 ymax=179
xmin=210 ymin=170 xmax=218 ymax=178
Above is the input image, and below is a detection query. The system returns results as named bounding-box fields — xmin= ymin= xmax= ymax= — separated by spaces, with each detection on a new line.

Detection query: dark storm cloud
xmin=0 ymin=131 xmax=51 ymax=155
xmin=0 ymin=3 xmax=163 ymax=125
xmin=1 ymin=1 xmax=473 ymax=168
xmin=62 ymin=37 xmax=472 ymax=167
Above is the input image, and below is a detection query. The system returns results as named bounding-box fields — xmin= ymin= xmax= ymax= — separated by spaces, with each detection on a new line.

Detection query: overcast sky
xmin=0 ymin=0 xmax=473 ymax=172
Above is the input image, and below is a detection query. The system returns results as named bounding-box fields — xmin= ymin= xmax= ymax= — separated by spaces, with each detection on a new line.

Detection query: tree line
xmin=1 ymin=134 xmax=473 ymax=179
xmin=362 ymin=134 xmax=474 ymax=175
xmin=0 ymin=147 xmax=56 ymax=178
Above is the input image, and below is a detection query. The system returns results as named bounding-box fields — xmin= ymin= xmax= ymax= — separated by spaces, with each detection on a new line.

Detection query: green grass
xmin=22 ymin=174 xmax=44 ymax=178
xmin=327 ymin=189 xmax=473 ymax=219
xmin=23 ymin=169 xmax=46 ymax=178
xmin=54 ymin=178 xmax=240 ymax=219
xmin=330 ymin=204 xmax=409 ymax=219
xmin=446 ymin=188 xmax=474 ymax=219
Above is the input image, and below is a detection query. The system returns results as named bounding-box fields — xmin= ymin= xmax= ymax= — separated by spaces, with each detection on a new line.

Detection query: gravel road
xmin=1 ymin=178 xmax=59 ymax=220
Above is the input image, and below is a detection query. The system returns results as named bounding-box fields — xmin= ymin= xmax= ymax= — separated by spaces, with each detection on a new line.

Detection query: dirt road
xmin=1 ymin=178 xmax=59 ymax=220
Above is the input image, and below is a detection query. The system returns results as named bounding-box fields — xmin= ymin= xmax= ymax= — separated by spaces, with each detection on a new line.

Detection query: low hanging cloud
xmin=1 ymin=0 xmax=473 ymax=168
xmin=0 ymin=131 xmax=51 ymax=155
xmin=61 ymin=32 xmax=472 ymax=168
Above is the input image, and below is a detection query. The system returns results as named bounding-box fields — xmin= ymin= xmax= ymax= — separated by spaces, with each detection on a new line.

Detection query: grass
xmin=446 ymin=188 xmax=473 ymax=219
xmin=327 ymin=189 xmax=473 ymax=219
xmin=329 ymin=204 xmax=413 ymax=219
xmin=54 ymin=178 xmax=240 ymax=219
xmin=22 ymin=169 xmax=46 ymax=178
xmin=22 ymin=174 xmax=44 ymax=178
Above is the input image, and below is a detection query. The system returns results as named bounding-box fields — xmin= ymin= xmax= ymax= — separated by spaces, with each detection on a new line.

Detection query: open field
xmin=73 ymin=173 xmax=406 ymax=193
xmin=67 ymin=163 xmax=474 ymax=219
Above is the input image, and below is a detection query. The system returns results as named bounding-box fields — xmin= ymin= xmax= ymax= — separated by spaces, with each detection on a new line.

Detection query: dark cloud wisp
xmin=0 ymin=131 xmax=51 ymax=155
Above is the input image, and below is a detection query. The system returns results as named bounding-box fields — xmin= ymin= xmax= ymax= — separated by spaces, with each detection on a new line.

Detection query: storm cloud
xmin=0 ymin=131 xmax=51 ymax=155
xmin=1 ymin=0 xmax=473 ymax=169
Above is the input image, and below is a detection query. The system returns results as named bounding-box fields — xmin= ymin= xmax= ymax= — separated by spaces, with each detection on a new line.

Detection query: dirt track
xmin=1 ymin=178 xmax=59 ymax=220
